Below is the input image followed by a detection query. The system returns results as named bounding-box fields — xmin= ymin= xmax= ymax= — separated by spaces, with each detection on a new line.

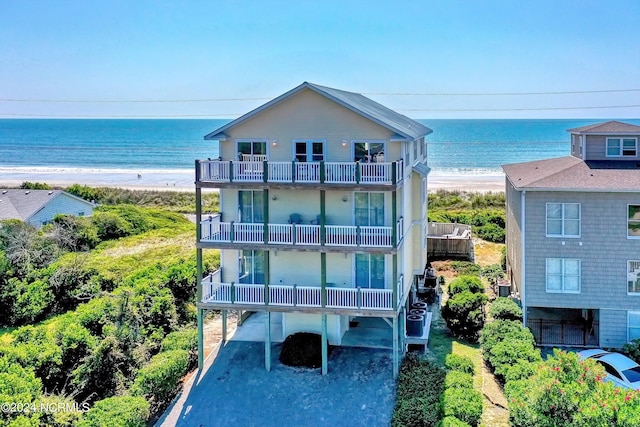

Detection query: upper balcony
xmin=195 ymin=159 xmax=404 ymax=189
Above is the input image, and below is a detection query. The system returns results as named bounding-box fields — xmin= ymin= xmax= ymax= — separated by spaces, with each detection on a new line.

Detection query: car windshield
xmin=623 ymin=366 xmax=640 ymax=383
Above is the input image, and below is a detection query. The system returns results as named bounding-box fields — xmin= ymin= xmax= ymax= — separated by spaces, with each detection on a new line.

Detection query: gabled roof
xmin=0 ymin=190 xmax=94 ymax=222
xmin=502 ymin=156 xmax=640 ymax=191
xmin=568 ymin=120 xmax=640 ymax=135
xmin=204 ymin=82 xmax=432 ymax=141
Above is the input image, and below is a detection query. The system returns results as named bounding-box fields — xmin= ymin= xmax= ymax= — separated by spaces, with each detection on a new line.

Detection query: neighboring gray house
xmin=0 ymin=190 xmax=95 ymax=228
xmin=503 ymin=121 xmax=640 ymax=349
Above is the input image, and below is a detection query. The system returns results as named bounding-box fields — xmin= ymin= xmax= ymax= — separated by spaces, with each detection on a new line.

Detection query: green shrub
xmin=92 ymin=211 xmax=133 ymax=240
xmin=489 ymin=338 xmax=541 ymax=383
xmin=20 ymin=182 xmax=51 ymax=190
xmin=130 ymin=349 xmax=189 ymax=413
xmin=449 ymin=262 xmax=481 ymax=277
xmin=447 ymin=276 xmax=484 ymax=297
xmin=441 ymin=291 xmax=487 ymax=342
xmin=500 ymin=246 xmax=506 ymax=271
xmin=161 ymin=328 xmax=197 ymax=352
xmin=445 ymin=354 xmax=475 ymax=375
xmin=444 ymin=371 xmax=473 ymax=390
xmin=279 ymin=332 xmax=329 ymax=368
xmin=479 ymin=319 xmax=523 ymax=356
xmin=623 ymin=338 xmax=640 ymax=364
xmin=77 ymin=396 xmax=149 ymax=427
xmin=475 ymin=223 xmax=505 ymax=243
xmin=480 ymin=264 xmax=504 ymax=285
xmin=393 ymin=354 xmax=445 ymax=427
xmin=437 ymin=416 xmax=471 ymax=427
xmin=488 ymin=297 xmax=522 ymax=321
xmin=441 ymin=387 xmax=482 ymax=426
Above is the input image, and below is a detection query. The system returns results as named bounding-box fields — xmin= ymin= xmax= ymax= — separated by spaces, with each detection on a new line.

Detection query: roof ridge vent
xmin=1 ymin=190 xmax=6 ymax=194
xmin=48 ymin=191 xmax=54 ymax=195
xmin=24 ymin=190 xmax=30 ymax=195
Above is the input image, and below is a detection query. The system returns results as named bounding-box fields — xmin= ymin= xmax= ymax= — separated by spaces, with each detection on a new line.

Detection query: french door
xmin=294 ymin=140 xmax=325 ymax=162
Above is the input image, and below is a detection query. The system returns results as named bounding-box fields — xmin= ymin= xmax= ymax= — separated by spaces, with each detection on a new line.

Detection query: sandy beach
xmin=0 ymin=168 xmax=506 ymax=193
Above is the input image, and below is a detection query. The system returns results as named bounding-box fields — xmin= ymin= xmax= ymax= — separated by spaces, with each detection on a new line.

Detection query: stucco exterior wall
xmin=29 ymin=193 xmax=94 ymax=227
xmin=218 ymin=88 xmax=402 ymax=163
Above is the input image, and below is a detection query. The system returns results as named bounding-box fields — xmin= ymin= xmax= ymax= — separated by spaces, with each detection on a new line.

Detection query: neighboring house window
xmin=628 ymin=205 xmax=640 ymax=238
xmin=353 ymin=141 xmax=385 ymax=163
xmin=546 ymin=258 xmax=581 ymax=293
xmin=546 ymin=203 xmax=580 ymax=237
xmin=606 ymin=138 xmax=637 ymax=157
xmin=629 ymin=261 xmax=640 ymax=294
xmin=237 ymin=139 xmax=267 ymax=161
xmin=629 ymin=311 xmax=640 ymax=341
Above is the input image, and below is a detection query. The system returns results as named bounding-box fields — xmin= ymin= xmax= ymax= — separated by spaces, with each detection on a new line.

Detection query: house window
xmin=237 ymin=139 xmax=267 ymax=161
xmin=628 ymin=311 xmax=640 ymax=341
xmin=353 ymin=141 xmax=385 ymax=163
xmin=628 ymin=205 xmax=640 ymax=238
xmin=239 ymin=249 xmax=265 ymax=284
xmin=355 ymin=254 xmax=385 ymax=289
xmin=546 ymin=203 xmax=580 ymax=237
xmin=354 ymin=192 xmax=384 ymax=226
xmin=606 ymin=138 xmax=637 ymax=157
xmin=629 ymin=261 xmax=640 ymax=294
xmin=294 ymin=140 xmax=324 ymax=162
xmin=238 ymin=190 xmax=264 ymax=223
xmin=412 ymin=140 xmax=418 ymax=160
xmin=546 ymin=258 xmax=581 ymax=293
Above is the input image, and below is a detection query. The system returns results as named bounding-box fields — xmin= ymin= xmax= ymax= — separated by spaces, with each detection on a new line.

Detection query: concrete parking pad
xmin=157 ymin=341 xmax=396 ymax=427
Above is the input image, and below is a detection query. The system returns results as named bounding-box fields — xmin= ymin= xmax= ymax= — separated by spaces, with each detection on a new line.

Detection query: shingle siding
xmin=522 ymin=191 xmax=640 ymax=346
xmin=599 ymin=309 xmax=629 ymax=348
xmin=585 ymin=134 xmax=640 ymax=161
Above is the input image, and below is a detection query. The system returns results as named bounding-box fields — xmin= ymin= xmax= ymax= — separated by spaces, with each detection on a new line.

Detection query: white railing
xmin=361 ymin=288 xmax=393 ymax=310
xmin=295 ymin=162 xmax=320 ymax=182
xmin=198 ymin=159 xmax=402 ymax=185
xmin=200 ymin=279 xmax=394 ymax=310
xmin=295 ymin=224 xmax=321 ymax=245
xmin=396 ymin=217 xmax=404 ymax=243
xmin=268 ymin=162 xmax=293 ymax=182
xmin=234 ymin=223 xmax=264 ymax=243
xmin=324 ymin=162 xmax=357 ymax=183
xmin=325 ymin=225 xmax=358 ymax=246
xmin=201 ymin=221 xmax=392 ymax=247
xmin=360 ymin=226 xmax=392 ymax=247
xmin=268 ymin=223 xmax=293 ymax=244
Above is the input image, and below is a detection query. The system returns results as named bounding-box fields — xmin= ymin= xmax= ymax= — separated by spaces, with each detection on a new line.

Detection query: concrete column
xmin=321 ymin=314 xmax=328 ymax=375
xmin=265 ymin=311 xmax=272 ymax=371
xmin=393 ymin=315 xmax=399 ymax=378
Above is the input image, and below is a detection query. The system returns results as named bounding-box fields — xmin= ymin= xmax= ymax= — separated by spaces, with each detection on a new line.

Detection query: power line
xmin=396 ymin=104 xmax=640 ymax=112
xmin=0 ymin=88 xmax=639 ymax=103
xmin=366 ymin=89 xmax=640 ymax=96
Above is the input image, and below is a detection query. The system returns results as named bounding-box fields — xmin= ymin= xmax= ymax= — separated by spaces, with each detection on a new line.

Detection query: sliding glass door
xmin=238 ymin=190 xmax=264 ymax=223
xmin=239 ymin=250 xmax=265 ymax=284
xmin=355 ymin=254 xmax=385 ymax=289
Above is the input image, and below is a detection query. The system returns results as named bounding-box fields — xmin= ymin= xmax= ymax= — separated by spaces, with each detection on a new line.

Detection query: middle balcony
xmin=199 ymin=217 xmax=404 ymax=253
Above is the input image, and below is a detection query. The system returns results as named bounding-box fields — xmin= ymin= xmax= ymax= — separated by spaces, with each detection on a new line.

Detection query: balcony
xmin=196 ymin=159 xmax=404 ymax=187
xmin=201 ymin=271 xmax=403 ymax=312
xmin=200 ymin=218 xmax=404 ymax=249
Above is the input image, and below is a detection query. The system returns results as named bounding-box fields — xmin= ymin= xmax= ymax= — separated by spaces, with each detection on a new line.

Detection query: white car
xmin=577 ymin=349 xmax=640 ymax=390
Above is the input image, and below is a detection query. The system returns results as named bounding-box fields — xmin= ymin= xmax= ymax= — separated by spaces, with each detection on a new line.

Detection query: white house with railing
xmin=195 ymin=82 xmax=431 ymax=377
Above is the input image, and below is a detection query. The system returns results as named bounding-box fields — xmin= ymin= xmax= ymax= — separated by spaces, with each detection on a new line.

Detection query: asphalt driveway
xmin=156 ymin=341 xmax=396 ymax=427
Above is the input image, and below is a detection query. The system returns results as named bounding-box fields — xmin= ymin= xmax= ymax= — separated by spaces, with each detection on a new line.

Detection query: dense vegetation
xmin=479 ymin=298 xmax=640 ymax=426
xmin=428 ymin=190 xmax=506 ymax=243
xmin=441 ymin=354 xmax=482 ymax=426
xmin=13 ymin=181 xmax=219 ymax=213
xmin=0 ymin=204 xmax=218 ymax=426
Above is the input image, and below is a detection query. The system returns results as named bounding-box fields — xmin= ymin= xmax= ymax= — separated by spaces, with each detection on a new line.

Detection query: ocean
xmin=1 ymin=118 xmax=639 ymax=183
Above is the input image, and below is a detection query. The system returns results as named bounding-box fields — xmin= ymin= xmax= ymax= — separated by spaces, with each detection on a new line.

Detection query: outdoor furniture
xmin=444 ymin=227 xmax=459 ymax=238
xmin=310 ymin=214 xmax=323 ymax=225
xmin=288 ymin=213 xmax=303 ymax=224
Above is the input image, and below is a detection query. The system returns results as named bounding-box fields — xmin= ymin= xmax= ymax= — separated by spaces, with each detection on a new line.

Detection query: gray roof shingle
xmin=502 ymin=156 xmax=640 ymax=191
xmin=204 ymin=82 xmax=432 ymax=141
xmin=567 ymin=120 xmax=640 ymax=134
xmin=0 ymin=190 xmax=93 ymax=222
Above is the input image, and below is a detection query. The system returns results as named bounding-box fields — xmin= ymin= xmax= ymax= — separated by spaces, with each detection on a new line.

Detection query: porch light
xmin=271 ymin=139 xmax=278 ymax=146
xmin=272 ymin=195 xmax=278 ymax=201
xmin=342 ymin=195 xmax=348 ymax=202
xmin=341 ymin=140 xmax=348 ymax=147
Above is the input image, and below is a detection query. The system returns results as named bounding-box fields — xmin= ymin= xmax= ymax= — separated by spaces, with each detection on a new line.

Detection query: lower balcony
xmin=200 ymin=272 xmax=401 ymax=313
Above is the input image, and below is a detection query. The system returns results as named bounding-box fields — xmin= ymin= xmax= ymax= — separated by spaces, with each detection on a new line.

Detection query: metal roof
xmin=568 ymin=120 xmax=640 ymax=134
xmin=0 ymin=190 xmax=94 ymax=222
xmin=204 ymin=82 xmax=432 ymax=141
xmin=412 ymin=162 xmax=431 ymax=176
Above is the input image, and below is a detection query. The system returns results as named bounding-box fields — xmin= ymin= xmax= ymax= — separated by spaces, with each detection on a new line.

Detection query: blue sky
xmin=1 ymin=0 xmax=639 ymax=119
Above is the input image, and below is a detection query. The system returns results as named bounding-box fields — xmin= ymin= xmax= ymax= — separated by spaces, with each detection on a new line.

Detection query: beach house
xmin=0 ymin=189 xmax=95 ymax=228
xmin=194 ymin=82 xmax=432 ymax=376
xmin=503 ymin=120 xmax=640 ymax=349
